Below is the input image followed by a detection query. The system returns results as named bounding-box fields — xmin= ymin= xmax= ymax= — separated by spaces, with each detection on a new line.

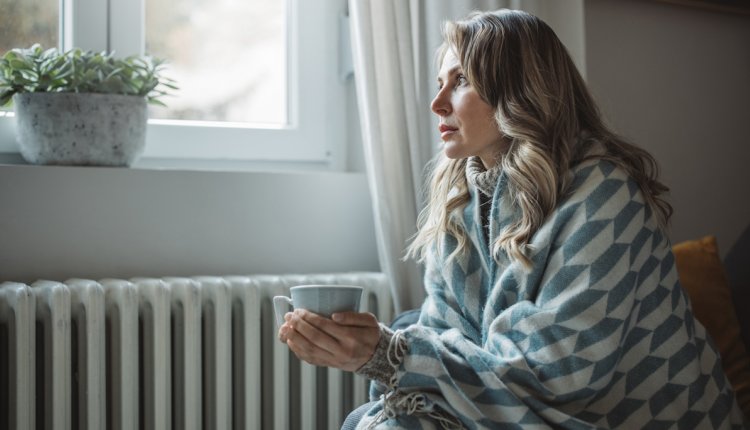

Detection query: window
xmin=0 ymin=0 xmax=351 ymax=167
xmin=0 ymin=0 xmax=58 ymax=58
xmin=0 ymin=0 xmax=59 ymax=116
xmin=146 ymin=0 xmax=286 ymax=125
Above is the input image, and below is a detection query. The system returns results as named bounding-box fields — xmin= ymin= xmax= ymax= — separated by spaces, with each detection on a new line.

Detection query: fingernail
xmin=332 ymin=313 xmax=343 ymax=322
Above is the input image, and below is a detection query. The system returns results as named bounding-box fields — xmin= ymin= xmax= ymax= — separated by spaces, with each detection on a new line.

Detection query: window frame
xmin=0 ymin=0 xmax=351 ymax=168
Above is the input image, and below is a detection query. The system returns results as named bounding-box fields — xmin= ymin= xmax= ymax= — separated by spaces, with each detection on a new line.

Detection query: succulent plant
xmin=0 ymin=44 xmax=177 ymax=106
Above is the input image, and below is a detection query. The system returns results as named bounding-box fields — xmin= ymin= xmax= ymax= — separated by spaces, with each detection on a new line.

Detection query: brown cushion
xmin=673 ymin=236 xmax=750 ymax=418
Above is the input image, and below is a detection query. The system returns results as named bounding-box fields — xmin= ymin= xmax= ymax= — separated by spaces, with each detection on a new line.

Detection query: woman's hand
xmin=277 ymin=309 xmax=381 ymax=372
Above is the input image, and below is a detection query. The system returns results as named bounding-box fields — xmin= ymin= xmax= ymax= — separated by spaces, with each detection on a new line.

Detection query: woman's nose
xmin=431 ymin=90 xmax=451 ymax=116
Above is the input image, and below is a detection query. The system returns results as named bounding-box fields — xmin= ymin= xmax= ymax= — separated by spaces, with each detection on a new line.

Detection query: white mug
xmin=273 ymin=285 xmax=363 ymax=328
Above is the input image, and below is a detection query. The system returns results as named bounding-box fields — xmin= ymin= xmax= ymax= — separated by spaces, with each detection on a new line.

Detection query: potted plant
xmin=0 ymin=44 xmax=175 ymax=166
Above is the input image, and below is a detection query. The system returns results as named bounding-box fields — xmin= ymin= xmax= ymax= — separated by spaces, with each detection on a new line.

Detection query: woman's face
xmin=431 ymin=49 xmax=506 ymax=168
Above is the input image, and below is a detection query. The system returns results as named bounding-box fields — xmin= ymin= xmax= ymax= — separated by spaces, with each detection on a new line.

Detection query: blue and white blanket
xmin=358 ymin=159 xmax=744 ymax=429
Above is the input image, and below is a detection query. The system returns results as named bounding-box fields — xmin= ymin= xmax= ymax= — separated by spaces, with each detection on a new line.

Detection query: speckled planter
xmin=13 ymin=92 xmax=147 ymax=166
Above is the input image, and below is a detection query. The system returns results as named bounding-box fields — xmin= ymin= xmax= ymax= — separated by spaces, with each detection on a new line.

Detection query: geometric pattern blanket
xmin=358 ymin=159 xmax=745 ymax=429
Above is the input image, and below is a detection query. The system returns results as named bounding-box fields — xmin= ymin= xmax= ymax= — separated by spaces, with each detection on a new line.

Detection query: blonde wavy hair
xmin=406 ymin=9 xmax=672 ymax=267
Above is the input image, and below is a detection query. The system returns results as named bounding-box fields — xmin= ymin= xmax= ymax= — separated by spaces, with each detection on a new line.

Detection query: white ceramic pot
xmin=13 ymin=92 xmax=147 ymax=166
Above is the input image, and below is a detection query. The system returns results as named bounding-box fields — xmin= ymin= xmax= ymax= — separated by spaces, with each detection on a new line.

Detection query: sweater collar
xmin=466 ymin=156 xmax=502 ymax=197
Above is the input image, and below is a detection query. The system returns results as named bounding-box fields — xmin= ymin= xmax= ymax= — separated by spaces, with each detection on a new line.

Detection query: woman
xmin=278 ymin=9 xmax=745 ymax=429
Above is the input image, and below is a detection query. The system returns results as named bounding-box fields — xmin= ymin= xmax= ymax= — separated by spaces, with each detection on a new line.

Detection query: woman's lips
xmin=439 ymin=124 xmax=458 ymax=139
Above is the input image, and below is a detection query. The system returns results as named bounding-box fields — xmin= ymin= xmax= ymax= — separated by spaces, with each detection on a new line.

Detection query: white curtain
xmin=349 ymin=0 xmax=585 ymax=313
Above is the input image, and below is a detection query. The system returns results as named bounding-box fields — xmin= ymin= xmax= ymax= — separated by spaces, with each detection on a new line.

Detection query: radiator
xmin=0 ymin=272 xmax=394 ymax=430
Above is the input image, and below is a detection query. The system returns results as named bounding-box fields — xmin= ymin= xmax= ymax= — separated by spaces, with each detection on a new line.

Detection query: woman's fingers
xmin=286 ymin=330 xmax=337 ymax=367
xmin=281 ymin=309 xmax=382 ymax=371
xmin=295 ymin=310 xmax=378 ymax=340
xmin=287 ymin=311 xmax=341 ymax=354
xmin=331 ymin=311 xmax=379 ymax=327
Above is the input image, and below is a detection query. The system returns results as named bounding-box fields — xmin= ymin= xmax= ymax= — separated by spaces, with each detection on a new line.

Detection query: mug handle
xmin=273 ymin=295 xmax=294 ymax=328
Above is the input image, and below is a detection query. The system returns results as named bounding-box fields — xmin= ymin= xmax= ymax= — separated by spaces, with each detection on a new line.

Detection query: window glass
xmin=0 ymin=0 xmax=59 ymax=54
xmin=0 ymin=0 xmax=58 ymax=113
xmin=145 ymin=0 xmax=286 ymax=125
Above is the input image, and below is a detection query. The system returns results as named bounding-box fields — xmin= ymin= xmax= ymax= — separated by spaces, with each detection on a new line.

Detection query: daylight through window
xmin=145 ymin=0 xmax=287 ymax=125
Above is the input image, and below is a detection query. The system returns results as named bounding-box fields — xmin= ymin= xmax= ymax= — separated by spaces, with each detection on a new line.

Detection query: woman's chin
xmin=442 ymin=142 xmax=465 ymax=160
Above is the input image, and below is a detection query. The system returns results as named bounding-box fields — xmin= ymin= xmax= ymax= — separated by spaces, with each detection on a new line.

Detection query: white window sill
xmin=0 ymin=154 xmax=335 ymax=174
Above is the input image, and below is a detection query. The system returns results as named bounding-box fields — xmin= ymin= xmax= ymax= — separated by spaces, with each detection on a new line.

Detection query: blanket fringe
xmin=366 ymin=331 xmax=463 ymax=430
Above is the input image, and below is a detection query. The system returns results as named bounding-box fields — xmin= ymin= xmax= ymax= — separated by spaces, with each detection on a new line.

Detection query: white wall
xmin=0 ymin=165 xmax=378 ymax=284
xmin=585 ymin=0 xmax=750 ymax=256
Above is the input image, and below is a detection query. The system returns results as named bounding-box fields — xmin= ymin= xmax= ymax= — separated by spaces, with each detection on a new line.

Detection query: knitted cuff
xmin=355 ymin=323 xmax=397 ymax=385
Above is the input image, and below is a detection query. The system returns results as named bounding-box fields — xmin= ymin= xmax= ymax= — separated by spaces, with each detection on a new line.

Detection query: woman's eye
xmin=456 ymin=75 xmax=468 ymax=87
